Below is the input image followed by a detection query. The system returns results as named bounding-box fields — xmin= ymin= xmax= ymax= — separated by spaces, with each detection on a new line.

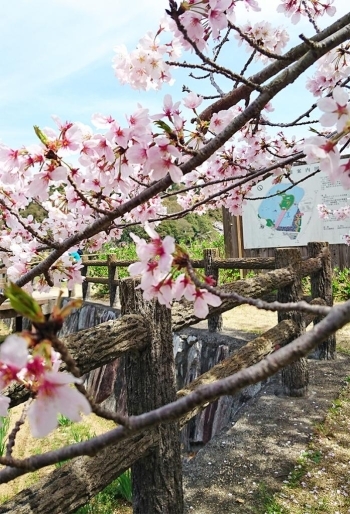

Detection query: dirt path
xmin=217 ymin=303 xmax=350 ymax=352
xmin=183 ymin=355 xmax=350 ymax=513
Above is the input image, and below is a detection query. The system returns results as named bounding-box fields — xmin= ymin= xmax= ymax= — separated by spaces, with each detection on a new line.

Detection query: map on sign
xmin=242 ymin=162 xmax=350 ymax=249
xmin=257 ymin=184 xmax=305 ymax=240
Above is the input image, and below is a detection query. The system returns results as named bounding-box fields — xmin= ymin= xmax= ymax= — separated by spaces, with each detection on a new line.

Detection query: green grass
xmin=58 ymin=414 xmax=74 ymax=427
xmin=115 ymin=469 xmax=132 ymax=503
xmin=0 ymin=415 xmax=10 ymax=456
xmin=256 ymin=484 xmax=288 ymax=514
xmin=75 ymin=471 xmax=132 ymax=513
xmin=256 ymin=383 xmax=350 ymax=513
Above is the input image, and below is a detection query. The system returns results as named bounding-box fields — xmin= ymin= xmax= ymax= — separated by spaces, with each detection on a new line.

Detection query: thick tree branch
xmin=5 ymin=16 xmax=349 ymax=305
xmin=1 ymin=299 xmax=350 ymax=484
xmin=198 ymin=12 xmax=350 ymax=121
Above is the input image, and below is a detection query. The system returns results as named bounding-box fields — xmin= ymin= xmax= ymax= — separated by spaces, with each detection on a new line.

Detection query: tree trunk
xmin=120 ymin=278 xmax=184 ymax=514
xmin=308 ymin=242 xmax=336 ymax=359
xmin=275 ymin=248 xmax=309 ymax=397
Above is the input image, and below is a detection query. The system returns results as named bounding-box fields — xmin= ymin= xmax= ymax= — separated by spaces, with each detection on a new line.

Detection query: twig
xmin=6 ymin=403 xmax=30 ymax=458
xmin=185 ymin=259 xmax=331 ymax=316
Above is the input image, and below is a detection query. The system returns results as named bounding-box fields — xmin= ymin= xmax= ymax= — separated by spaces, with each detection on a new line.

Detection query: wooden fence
xmin=0 ymin=242 xmax=336 ymax=513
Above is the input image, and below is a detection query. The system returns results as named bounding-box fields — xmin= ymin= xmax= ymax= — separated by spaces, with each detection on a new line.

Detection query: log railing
xmin=0 ymin=242 xmax=335 ymax=514
xmin=81 ymin=247 xmax=322 ymax=332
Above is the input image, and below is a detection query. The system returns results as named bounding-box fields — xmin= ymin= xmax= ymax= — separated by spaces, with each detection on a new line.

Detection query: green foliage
xmin=55 ymin=422 xmax=94 ymax=469
xmin=69 ymin=424 xmax=95 ymax=444
xmin=256 ymin=484 xmax=288 ymax=514
xmin=58 ymin=414 xmax=74 ymax=427
xmin=115 ymin=469 xmax=132 ymax=503
xmin=89 ymin=234 xmax=252 ymax=297
xmin=89 ymin=242 xmax=138 ymax=297
xmin=75 ymin=471 xmax=132 ymax=513
xmin=303 ymin=267 xmax=350 ymax=302
xmin=332 ymin=267 xmax=350 ymax=301
xmin=0 ymin=415 xmax=10 ymax=457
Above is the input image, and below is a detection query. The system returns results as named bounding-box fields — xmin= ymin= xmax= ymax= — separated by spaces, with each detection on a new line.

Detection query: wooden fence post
xmin=204 ymin=248 xmax=223 ymax=332
xmin=120 ymin=278 xmax=183 ymax=514
xmin=307 ymin=242 xmax=336 ymax=359
xmin=275 ymin=248 xmax=309 ymax=397
xmin=107 ymin=254 xmax=118 ymax=307
xmin=81 ymin=256 xmax=89 ymax=301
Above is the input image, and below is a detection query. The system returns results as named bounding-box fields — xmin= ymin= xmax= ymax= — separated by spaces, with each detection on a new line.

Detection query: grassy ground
xmin=256 ymin=377 xmax=350 ymax=514
xmin=0 ymin=411 xmax=132 ymax=513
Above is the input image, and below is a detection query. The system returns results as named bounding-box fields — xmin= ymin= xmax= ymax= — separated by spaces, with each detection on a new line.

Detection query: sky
xmin=0 ymin=0 xmax=348 ymax=148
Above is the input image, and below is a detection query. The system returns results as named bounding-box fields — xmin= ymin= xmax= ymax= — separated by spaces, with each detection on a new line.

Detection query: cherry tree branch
xmin=198 ymin=12 xmax=350 ymax=121
xmin=229 ymin=22 xmax=290 ymax=61
xmin=7 ymin=20 xmax=350 ymax=301
xmin=185 ymin=259 xmax=330 ymax=316
xmin=1 ymin=299 xmax=349 ymax=484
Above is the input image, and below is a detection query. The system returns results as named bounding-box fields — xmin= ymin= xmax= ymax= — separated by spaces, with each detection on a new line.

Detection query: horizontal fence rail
xmin=0 ymin=242 xmax=337 ymax=513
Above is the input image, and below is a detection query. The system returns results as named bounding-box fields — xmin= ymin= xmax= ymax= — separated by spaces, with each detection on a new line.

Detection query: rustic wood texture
xmin=6 ymin=255 xmax=321 ymax=409
xmin=0 ymin=432 xmax=157 ymax=514
xmin=107 ymin=254 xmax=118 ymax=307
xmin=172 ymin=266 xmax=296 ymax=331
xmin=308 ymin=242 xmax=336 ymax=360
xmin=204 ymin=248 xmax=223 ymax=333
xmin=275 ymin=248 xmax=309 ymax=397
xmin=120 ymin=278 xmax=184 ymax=514
xmin=210 ymin=257 xmax=276 ymax=269
xmin=177 ymin=319 xmax=298 ymax=425
xmin=6 ymin=314 xmax=151 ymax=408
xmin=245 ymin=243 xmax=350 ymax=270
xmin=0 ymin=298 xmax=325 ymax=512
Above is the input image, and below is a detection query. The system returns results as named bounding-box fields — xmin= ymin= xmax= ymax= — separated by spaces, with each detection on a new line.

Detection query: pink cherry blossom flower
xmin=142 ymin=278 xmax=174 ymax=308
xmin=304 ymin=136 xmax=340 ymax=180
xmin=173 ymin=274 xmax=196 ymax=301
xmin=152 ymin=94 xmax=181 ymax=122
xmin=208 ymin=0 xmax=231 ymax=39
xmin=144 ymin=224 xmax=175 ymax=272
xmin=338 ymin=159 xmax=350 ymax=189
xmin=128 ymin=259 xmax=160 ymax=290
xmin=183 ymin=92 xmax=203 ymax=110
xmin=179 ymin=11 xmax=206 ymax=50
xmin=191 ymin=289 xmax=222 ymax=318
xmin=0 ymin=334 xmax=29 ymax=389
xmin=91 ymin=113 xmax=115 ymax=128
xmin=318 ymin=204 xmax=331 ymax=219
xmin=27 ymin=371 xmax=91 ymax=438
xmin=318 ymin=86 xmax=350 ymax=132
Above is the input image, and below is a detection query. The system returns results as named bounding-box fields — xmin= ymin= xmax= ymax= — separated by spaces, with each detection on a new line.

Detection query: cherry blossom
xmin=277 ymin=0 xmax=336 ymax=24
xmin=318 ymin=86 xmax=350 ymax=132
xmin=0 ymin=334 xmax=29 ymax=389
xmin=0 ymin=3 xmax=346 ymax=308
xmin=304 ymin=136 xmax=340 ymax=179
xmin=191 ymin=289 xmax=222 ymax=319
xmin=27 ymin=371 xmax=91 ymax=438
xmin=128 ymin=227 xmax=222 ymax=317
xmin=182 ymin=92 xmax=203 ymax=110
xmin=235 ymin=21 xmax=289 ymax=61
xmin=208 ymin=0 xmax=232 ymax=39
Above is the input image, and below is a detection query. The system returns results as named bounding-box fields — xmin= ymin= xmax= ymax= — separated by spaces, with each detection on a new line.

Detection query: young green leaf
xmin=5 ymin=283 xmax=45 ymax=322
xmin=33 ymin=125 xmax=49 ymax=145
xmin=153 ymin=120 xmax=173 ymax=135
